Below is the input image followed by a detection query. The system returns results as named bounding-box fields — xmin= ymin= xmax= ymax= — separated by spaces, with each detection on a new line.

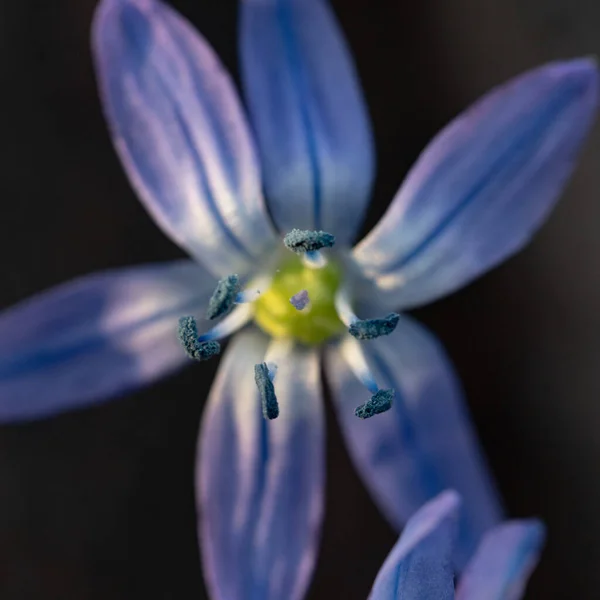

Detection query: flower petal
xmin=92 ymin=0 xmax=276 ymax=277
xmin=0 ymin=261 xmax=212 ymax=422
xmin=198 ymin=329 xmax=324 ymax=600
xmin=353 ymin=59 xmax=599 ymax=310
xmin=325 ymin=315 xmax=502 ymax=566
xmin=456 ymin=520 xmax=545 ymax=600
xmin=240 ymin=0 xmax=374 ymax=244
xmin=368 ymin=491 xmax=459 ymax=600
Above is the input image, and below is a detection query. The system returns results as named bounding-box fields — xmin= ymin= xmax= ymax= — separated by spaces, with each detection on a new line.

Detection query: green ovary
xmin=253 ymin=257 xmax=345 ymax=345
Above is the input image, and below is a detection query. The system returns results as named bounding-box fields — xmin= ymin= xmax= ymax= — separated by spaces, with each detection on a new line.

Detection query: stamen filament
xmin=264 ymin=337 xmax=294 ymax=366
xmin=339 ymin=335 xmax=378 ymax=393
xmin=198 ymin=304 xmax=253 ymax=342
xmin=207 ymin=274 xmax=269 ymax=319
xmin=266 ymin=362 xmax=278 ymax=381
xmin=334 ymin=288 xmax=359 ymax=328
xmin=236 ymin=289 xmax=261 ymax=304
xmin=303 ymin=250 xmax=327 ymax=269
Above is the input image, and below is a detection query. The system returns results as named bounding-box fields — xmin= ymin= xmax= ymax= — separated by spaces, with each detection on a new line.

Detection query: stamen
xmin=198 ymin=304 xmax=254 ymax=342
xmin=206 ymin=274 xmax=240 ymax=320
xmin=177 ymin=316 xmax=221 ymax=361
xmin=236 ymin=289 xmax=261 ymax=304
xmin=290 ymin=289 xmax=310 ymax=311
xmin=178 ymin=305 xmax=252 ymax=360
xmin=349 ymin=313 xmax=400 ymax=340
xmin=355 ymin=389 xmax=394 ymax=419
xmin=340 ymin=335 xmax=378 ymax=394
xmin=266 ymin=361 xmax=278 ymax=380
xmin=283 ymin=229 xmax=335 ymax=254
xmin=334 ymin=288 xmax=358 ymax=328
xmin=303 ymin=250 xmax=328 ymax=269
xmin=339 ymin=336 xmax=394 ymax=419
xmin=335 ymin=288 xmax=400 ymax=340
xmin=254 ymin=362 xmax=279 ymax=420
xmin=207 ymin=274 xmax=268 ymax=320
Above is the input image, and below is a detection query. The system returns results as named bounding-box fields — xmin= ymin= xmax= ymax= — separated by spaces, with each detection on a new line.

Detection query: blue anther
xmin=254 ymin=362 xmax=279 ymax=420
xmin=290 ymin=289 xmax=310 ymax=311
xmin=355 ymin=388 xmax=394 ymax=419
xmin=177 ymin=316 xmax=221 ymax=361
xmin=207 ymin=274 xmax=240 ymax=320
xmin=349 ymin=313 xmax=400 ymax=341
xmin=283 ymin=229 xmax=335 ymax=254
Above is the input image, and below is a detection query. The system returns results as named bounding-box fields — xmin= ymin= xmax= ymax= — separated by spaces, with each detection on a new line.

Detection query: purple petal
xmin=354 ymin=59 xmax=599 ymax=310
xmin=457 ymin=520 xmax=545 ymax=600
xmin=0 ymin=261 xmax=212 ymax=422
xmin=198 ymin=330 xmax=324 ymax=600
xmin=240 ymin=0 xmax=374 ymax=244
xmin=92 ymin=0 xmax=276 ymax=277
xmin=368 ymin=491 xmax=459 ymax=600
xmin=325 ymin=316 xmax=502 ymax=566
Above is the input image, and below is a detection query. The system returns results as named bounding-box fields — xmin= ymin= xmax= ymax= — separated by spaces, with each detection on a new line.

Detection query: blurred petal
xmin=457 ymin=520 xmax=545 ymax=600
xmin=92 ymin=0 xmax=276 ymax=277
xmin=354 ymin=59 xmax=599 ymax=310
xmin=240 ymin=0 xmax=374 ymax=244
xmin=198 ymin=330 xmax=324 ymax=600
xmin=325 ymin=315 xmax=502 ymax=566
xmin=0 ymin=261 xmax=212 ymax=422
xmin=368 ymin=491 xmax=459 ymax=600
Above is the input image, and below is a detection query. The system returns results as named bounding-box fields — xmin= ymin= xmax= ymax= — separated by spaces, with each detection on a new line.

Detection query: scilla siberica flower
xmin=367 ymin=491 xmax=545 ymax=600
xmin=0 ymin=0 xmax=596 ymax=596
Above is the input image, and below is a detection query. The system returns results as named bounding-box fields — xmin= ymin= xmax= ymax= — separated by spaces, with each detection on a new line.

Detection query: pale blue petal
xmin=368 ymin=491 xmax=459 ymax=600
xmin=457 ymin=520 xmax=545 ymax=600
xmin=240 ymin=0 xmax=374 ymax=244
xmin=354 ymin=59 xmax=599 ymax=310
xmin=0 ymin=261 xmax=212 ymax=422
xmin=198 ymin=330 xmax=324 ymax=600
xmin=92 ymin=0 xmax=277 ymax=277
xmin=325 ymin=316 xmax=502 ymax=566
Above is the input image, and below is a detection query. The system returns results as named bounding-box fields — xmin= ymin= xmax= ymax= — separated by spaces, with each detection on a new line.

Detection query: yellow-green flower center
xmin=253 ymin=256 xmax=345 ymax=345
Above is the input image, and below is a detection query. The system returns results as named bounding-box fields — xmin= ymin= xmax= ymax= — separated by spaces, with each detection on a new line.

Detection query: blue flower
xmin=369 ymin=490 xmax=545 ymax=600
xmin=0 ymin=0 xmax=595 ymax=596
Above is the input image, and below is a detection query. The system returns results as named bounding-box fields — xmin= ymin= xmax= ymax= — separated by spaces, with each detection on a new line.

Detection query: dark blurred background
xmin=0 ymin=0 xmax=599 ymax=598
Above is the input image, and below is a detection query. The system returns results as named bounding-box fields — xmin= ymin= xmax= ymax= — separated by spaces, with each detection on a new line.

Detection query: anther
xmin=349 ymin=313 xmax=400 ymax=340
xmin=339 ymin=336 xmax=395 ymax=419
xmin=177 ymin=316 xmax=221 ymax=361
xmin=290 ymin=289 xmax=310 ymax=311
xmin=355 ymin=389 xmax=394 ymax=419
xmin=206 ymin=274 xmax=240 ymax=320
xmin=283 ymin=229 xmax=335 ymax=254
xmin=335 ymin=289 xmax=400 ymax=340
xmin=254 ymin=362 xmax=279 ymax=420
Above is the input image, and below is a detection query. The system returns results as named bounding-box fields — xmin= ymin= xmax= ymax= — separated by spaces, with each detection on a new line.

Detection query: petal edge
xmin=0 ymin=260 xmax=211 ymax=422
xmin=198 ymin=330 xmax=325 ymax=600
xmin=93 ymin=0 xmax=277 ymax=277
xmin=240 ymin=0 xmax=375 ymax=244
xmin=354 ymin=58 xmax=599 ymax=310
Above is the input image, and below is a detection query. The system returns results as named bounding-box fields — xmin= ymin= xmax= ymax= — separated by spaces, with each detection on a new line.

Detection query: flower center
xmin=253 ymin=256 xmax=345 ymax=345
xmin=177 ymin=229 xmax=400 ymax=421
